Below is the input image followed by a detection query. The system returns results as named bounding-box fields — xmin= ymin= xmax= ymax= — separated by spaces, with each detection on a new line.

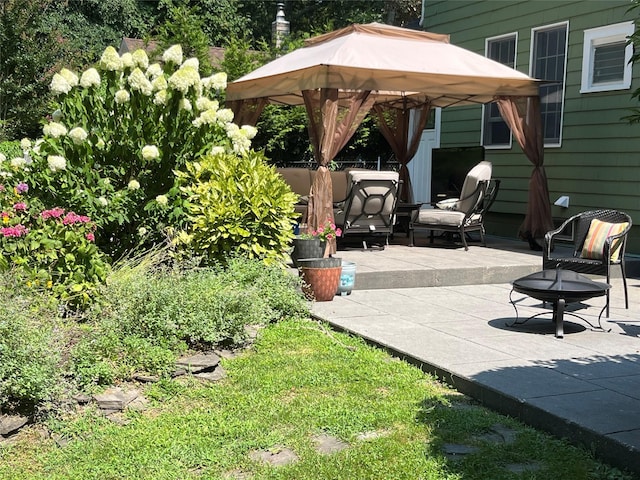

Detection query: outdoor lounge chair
xmin=408 ymin=161 xmax=495 ymax=250
xmin=334 ymin=170 xmax=400 ymax=248
xmin=543 ymin=209 xmax=632 ymax=317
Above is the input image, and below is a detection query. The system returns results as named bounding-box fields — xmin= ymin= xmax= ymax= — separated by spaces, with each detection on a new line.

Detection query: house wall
xmin=424 ymin=0 xmax=640 ymax=253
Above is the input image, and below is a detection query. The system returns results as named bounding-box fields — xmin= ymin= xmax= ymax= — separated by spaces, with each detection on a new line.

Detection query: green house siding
xmin=424 ymin=1 xmax=640 ymax=252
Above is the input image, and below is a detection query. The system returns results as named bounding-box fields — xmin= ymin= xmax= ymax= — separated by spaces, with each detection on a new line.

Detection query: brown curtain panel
xmin=374 ymin=101 xmax=431 ymax=203
xmin=227 ymin=98 xmax=268 ymax=127
xmin=497 ymin=96 xmax=553 ymax=241
xmin=302 ymin=88 xmax=375 ymax=253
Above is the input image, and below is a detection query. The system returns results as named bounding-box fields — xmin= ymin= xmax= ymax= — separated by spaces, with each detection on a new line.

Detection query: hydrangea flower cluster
xmin=17 ymin=43 xmax=261 ymax=259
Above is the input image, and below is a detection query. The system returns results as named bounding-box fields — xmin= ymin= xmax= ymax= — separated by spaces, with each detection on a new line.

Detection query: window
xmin=581 ymin=22 xmax=634 ymax=93
xmin=482 ymin=33 xmax=517 ymax=148
xmin=531 ymin=22 xmax=568 ymax=147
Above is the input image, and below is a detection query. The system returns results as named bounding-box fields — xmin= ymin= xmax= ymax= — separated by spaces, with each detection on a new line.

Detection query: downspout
xmin=419 ymin=0 xmax=427 ymax=28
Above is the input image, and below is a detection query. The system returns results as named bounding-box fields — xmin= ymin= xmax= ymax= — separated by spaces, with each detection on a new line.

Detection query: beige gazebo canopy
xmin=226 ymin=23 xmax=552 ymax=249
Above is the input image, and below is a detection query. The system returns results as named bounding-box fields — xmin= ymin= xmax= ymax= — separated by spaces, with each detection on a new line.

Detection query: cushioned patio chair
xmin=408 ymin=161 xmax=494 ymax=250
xmin=543 ymin=209 xmax=632 ymax=317
xmin=334 ymin=170 xmax=400 ymax=248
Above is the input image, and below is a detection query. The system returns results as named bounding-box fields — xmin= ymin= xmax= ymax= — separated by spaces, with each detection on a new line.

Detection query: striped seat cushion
xmin=580 ymin=219 xmax=629 ymax=262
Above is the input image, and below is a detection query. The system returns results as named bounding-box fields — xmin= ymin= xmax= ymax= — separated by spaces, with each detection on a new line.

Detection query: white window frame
xmin=530 ymin=21 xmax=569 ymax=148
xmin=481 ymin=32 xmax=517 ymax=149
xmin=580 ymin=21 xmax=634 ymax=94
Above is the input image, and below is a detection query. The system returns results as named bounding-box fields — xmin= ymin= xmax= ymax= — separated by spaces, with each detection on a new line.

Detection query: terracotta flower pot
xmin=300 ymin=265 xmax=342 ymax=302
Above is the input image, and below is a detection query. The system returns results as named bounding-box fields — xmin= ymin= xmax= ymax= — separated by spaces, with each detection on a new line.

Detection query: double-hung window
xmin=580 ymin=22 xmax=634 ymax=93
xmin=482 ymin=33 xmax=517 ymax=148
xmin=531 ymin=22 xmax=568 ymax=147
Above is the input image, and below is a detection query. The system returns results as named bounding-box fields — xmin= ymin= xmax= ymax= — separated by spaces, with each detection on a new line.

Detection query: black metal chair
xmin=543 ymin=209 xmax=632 ymax=317
xmin=408 ymin=161 xmax=498 ymax=250
xmin=334 ymin=170 xmax=400 ymax=248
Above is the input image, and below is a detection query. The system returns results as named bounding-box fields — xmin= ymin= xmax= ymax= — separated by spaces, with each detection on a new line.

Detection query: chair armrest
xmin=544 ymin=213 xmax=582 ymax=252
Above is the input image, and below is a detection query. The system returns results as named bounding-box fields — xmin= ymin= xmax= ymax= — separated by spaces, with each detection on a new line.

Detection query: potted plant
xmin=293 ymin=220 xmax=343 ymax=301
xmin=290 ymin=220 xmax=342 ymax=267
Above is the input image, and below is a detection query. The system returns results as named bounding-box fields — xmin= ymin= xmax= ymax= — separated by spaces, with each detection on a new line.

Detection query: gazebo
xmin=226 ymin=23 xmax=552 ymax=251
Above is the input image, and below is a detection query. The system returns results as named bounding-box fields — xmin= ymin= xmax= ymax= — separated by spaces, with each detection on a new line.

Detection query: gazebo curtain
xmin=374 ymin=100 xmax=431 ymax=203
xmin=497 ymin=96 xmax=553 ymax=241
xmin=302 ymin=88 xmax=376 ymax=254
xmin=228 ymin=98 xmax=268 ymax=127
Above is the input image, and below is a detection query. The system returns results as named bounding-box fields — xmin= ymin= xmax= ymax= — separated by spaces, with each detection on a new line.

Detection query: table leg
xmin=554 ymin=299 xmax=565 ymax=338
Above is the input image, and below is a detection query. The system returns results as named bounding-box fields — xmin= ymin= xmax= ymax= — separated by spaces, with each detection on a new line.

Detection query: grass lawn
xmin=0 ymin=318 xmax=631 ymax=480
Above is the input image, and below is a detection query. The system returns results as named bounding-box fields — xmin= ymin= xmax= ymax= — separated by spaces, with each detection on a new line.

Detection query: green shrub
xmin=222 ymin=255 xmax=310 ymax=322
xmin=71 ymin=250 xmax=308 ymax=387
xmin=6 ymin=45 xmax=251 ymax=259
xmin=175 ymin=150 xmax=299 ymax=266
xmin=0 ymin=273 xmax=64 ymax=413
xmin=0 ymin=179 xmax=109 ymax=311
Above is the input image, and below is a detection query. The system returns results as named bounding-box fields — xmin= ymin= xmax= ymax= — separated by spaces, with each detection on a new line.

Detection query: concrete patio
xmin=310 ymin=233 xmax=640 ymax=475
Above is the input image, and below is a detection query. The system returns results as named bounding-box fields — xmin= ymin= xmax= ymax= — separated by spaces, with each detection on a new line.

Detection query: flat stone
xmin=312 ymin=433 xmax=349 ymax=455
xmin=474 ymin=423 xmax=519 ymax=445
xmin=93 ymin=388 xmax=139 ymax=411
xmin=171 ymin=368 xmax=187 ymax=378
xmin=106 ymin=412 xmax=130 ymax=425
xmin=215 ymin=349 xmax=239 ymax=360
xmin=176 ymin=353 xmax=221 ymax=373
xmin=72 ymin=393 xmax=92 ymax=405
xmin=133 ymin=374 xmax=159 ymax=383
xmin=442 ymin=443 xmax=479 ymax=461
xmin=194 ymin=366 xmax=226 ymax=382
xmin=249 ymin=447 xmax=298 ymax=466
xmin=51 ymin=433 xmax=70 ymax=448
xmin=0 ymin=414 xmax=29 ymax=436
xmin=356 ymin=430 xmax=389 ymax=441
xmin=127 ymin=395 xmax=149 ymax=412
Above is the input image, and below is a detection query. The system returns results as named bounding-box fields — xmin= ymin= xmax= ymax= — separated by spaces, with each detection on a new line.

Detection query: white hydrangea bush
xmin=13 ymin=44 xmax=257 ymax=258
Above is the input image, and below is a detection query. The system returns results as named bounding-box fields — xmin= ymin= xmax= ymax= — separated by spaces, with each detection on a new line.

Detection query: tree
xmin=624 ymin=0 xmax=640 ymax=124
xmin=0 ymin=0 xmax=155 ymax=141
xmin=0 ymin=0 xmax=65 ymax=140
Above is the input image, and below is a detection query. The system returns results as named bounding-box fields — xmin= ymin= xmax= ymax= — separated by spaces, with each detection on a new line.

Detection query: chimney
xmin=272 ymin=2 xmax=290 ymax=49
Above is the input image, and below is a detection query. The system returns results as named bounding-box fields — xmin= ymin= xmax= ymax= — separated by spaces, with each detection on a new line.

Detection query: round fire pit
xmin=510 ymin=269 xmax=610 ymax=338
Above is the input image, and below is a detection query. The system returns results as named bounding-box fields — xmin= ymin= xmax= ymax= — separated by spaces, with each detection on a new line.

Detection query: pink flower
xmin=85 ymin=232 xmax=95 ymax=242
xmin=13 ymin=202 xmax=27 ymax=212
xmin=62 ymin=212 xmax=91 ymax=225
xmin=335 ymin=228 xmax=342 ymax=237
xmin=1 ymin=224 xmax=28 ymax=237
xmin=0 ymin=185 xmax=5 ymax=192
xmin=41 ymin=207 xmax=65 ymax=220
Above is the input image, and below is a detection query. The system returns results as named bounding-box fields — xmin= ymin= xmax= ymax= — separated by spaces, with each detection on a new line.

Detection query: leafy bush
xmin=0 ymin=273 xmax=64 ymax=413
xmin=175 ymin=150 xmax=299 ymax=266
xmin=7 ymin=45 xmax=250 ymax=259
xmin=0 ymin=179 xmax=109 ymax=310
xmin=71 ymin=250 xmax=308 ymax=388
xmin=0 ymin=140 xmax=22 ymax=161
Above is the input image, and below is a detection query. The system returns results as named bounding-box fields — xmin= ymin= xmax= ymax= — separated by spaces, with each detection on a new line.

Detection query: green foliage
xmin=0 ymin=141 xmax=22 ymax=160
xmin=71 ymin=250 xmax=308 ymax=388
xmin=255 ymin=105 xmax=312 ymax=165
xmin=0 ymin=0 xmax=65 ymax=140
xmin=175 ymin=150 xmax=299 ymax=265
xmin=0 ymin=274 xmax=63 ymax=413
xmin=152 ymin=3 xmax=215 ymax=75
xmin=219 ymin=37 xmax=269 ymax=81
xmin=0 ymin=179 xmax=109 ymax=311
xmin=11 ymin=44 xmax=243 ymax=259
xmin=625 ymin=0 xmax=640 ymax=124
xmin=1 ymin=318 xmax=633 ymax=479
